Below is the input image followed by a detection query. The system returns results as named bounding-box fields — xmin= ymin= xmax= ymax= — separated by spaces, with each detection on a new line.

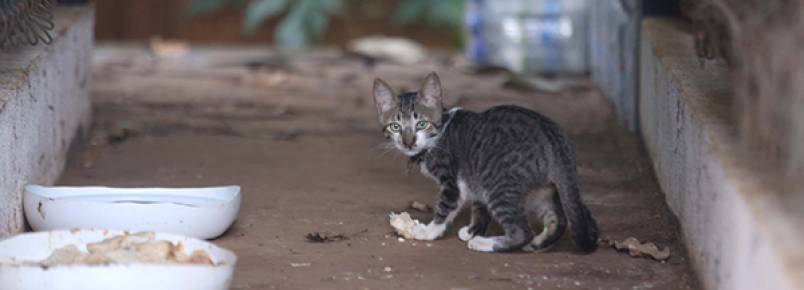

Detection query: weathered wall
xmin=682 ymin=0 xmax=804 ymax=187
xmin=0 ymin=7 xmax=94 ymax=237
xmin=641 ymin=18 xmax=804 ymax=290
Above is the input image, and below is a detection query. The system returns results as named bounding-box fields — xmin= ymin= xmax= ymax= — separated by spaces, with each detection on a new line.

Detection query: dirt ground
xmin=57 ymin=45 xmax=699 ymax=289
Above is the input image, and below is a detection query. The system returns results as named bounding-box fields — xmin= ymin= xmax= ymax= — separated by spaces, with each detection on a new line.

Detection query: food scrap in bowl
xmin=8 ymin=231 xmax=214 ymax=267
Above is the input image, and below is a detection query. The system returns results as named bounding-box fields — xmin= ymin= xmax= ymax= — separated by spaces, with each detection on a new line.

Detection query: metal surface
xmin=0 ymin=0 xmax=56 ymax=48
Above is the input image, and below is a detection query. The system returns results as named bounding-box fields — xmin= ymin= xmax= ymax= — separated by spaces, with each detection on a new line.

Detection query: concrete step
xmin=640 ymin=17 xmax=804 ymax=290
xmin=0 ymin=7 xmax=94 ymax=237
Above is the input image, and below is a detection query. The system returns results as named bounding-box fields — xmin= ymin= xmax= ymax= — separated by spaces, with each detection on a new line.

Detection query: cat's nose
xmin=402 ymin=132 xmax=416 ymax=149
xmin=402 ymin=140 xmax=414 ymax=149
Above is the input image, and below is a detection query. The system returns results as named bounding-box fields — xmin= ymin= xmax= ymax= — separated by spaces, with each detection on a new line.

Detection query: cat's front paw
xmin=410 ymin=222 xmax=446 ymax=241
xmin=467 ymin=236 xmax=497 ymax=252
xmin=458 ymin=225 xmax=475 ymax=241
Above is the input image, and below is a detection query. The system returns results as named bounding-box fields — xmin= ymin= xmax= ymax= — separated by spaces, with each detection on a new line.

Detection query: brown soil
xmin=58 ymin=46 xmax=699 ymax=289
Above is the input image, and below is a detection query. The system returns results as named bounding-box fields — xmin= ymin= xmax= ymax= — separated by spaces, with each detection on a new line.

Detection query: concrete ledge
xmin=0 ymin=7 xmax=93 ymax=237
xmin=640 ymin=18 xmax=804 ymax=290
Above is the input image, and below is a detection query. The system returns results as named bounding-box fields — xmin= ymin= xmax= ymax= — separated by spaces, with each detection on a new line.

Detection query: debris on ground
xmin=503 ymin=75 xmax=592 ymax=94
xmin=409 ymin=201 xmax=432 ymax=212
xmin=347 ymin=36 xmax=426 ymax=65
xmin=305 ymin=229 xmax=368 ymax=243
xmin=107 ymin=121 xmax=139 ymax=144
xmin=460 ymin=65 xmax=511 ymax=76
xmin=603 ymin=237 xmax=671 ymax=261
xmin=388 ymin=212 xmax=422 ymax=239
xmin=503 ymin=75 xmax=567 ymax=93
xmin=289 ymin=262 xmax=311 ymax=267
xmin=78 ymin=131 xmax=111 ymax=169
xmin=149 ymin=36 xmax=190 ymax=59
xmin=305 ymin=232 xmax=348 ymax=243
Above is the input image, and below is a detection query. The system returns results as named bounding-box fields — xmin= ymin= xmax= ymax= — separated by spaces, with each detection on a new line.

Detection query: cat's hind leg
xmin=459 ymin=202 xmax=492 ymax=241
xmin=522 ymin=185 xmax=567 ymax=252
xmin=467 ymin=191 xmax=533 ymax=252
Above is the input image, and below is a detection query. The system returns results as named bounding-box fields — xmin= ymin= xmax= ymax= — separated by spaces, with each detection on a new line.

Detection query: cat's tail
xmin=552 ymin=137 xmax=599 ymax=253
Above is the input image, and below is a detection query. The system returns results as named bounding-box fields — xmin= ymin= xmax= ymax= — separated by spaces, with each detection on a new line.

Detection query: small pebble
xmin=290 ymin=262 xmax=311 ymax=267
xmin=384 ymin=266 xmax=393 ymax=272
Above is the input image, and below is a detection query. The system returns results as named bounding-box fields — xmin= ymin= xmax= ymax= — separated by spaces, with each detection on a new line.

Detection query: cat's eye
xmin=416 ymin=121 xmax=430 ymax=130
xmin=388 ymin=122 xmax=402 ymax=132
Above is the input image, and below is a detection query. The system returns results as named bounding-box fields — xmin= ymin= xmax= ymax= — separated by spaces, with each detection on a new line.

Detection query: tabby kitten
xmin=373 ymin=72 xmax=598 ymax=252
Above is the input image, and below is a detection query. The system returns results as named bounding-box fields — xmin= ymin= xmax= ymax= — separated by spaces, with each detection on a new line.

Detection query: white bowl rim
xmin=24 ymin=185 xmax=241 ymax=206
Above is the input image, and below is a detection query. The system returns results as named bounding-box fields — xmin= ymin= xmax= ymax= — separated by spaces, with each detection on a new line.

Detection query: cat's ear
xmin=373 ymin=78 xmax=397 ymax=120
xmin=419 ymin=72 xmax=443 ymax=109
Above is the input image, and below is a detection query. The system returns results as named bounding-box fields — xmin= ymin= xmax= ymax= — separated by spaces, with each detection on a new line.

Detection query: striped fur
xmin=373 ymin=73 xmax=599 ymax=253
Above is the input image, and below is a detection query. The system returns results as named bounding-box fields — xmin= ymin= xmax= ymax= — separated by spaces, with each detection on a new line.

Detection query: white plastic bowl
xmin=0 ymin=229 xmax=236 ymax=290
xmin=24 ymin=185 xmax=241 ymax=240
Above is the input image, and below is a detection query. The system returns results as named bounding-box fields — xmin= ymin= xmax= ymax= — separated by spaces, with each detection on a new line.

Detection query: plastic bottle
xmin=465 ymin=0 xmax=590 ymax=75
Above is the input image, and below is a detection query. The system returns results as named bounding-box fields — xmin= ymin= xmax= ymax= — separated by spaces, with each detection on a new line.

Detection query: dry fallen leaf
xmin=305 ymin=232 xmax=348 ymax=243
xmin=606 ymin=237 xmax=670 ymax=261
xmin=409 ymin=201 xmax=431 ymax=212
xmin=305 ymin=229 xmax=367 ymax=243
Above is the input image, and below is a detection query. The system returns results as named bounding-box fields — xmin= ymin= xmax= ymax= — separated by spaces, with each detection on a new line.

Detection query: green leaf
xmin=231 ymin=0 xmax=251 ymax=8
xmin=273 ymin=0 xmax=341 ymax=49
xmin=184 ymin=0 xmax=232 ymax=16
xmin=392 ymin=0 xmax=466 ymax=50
xmin=318 ymin=0 xmax=342 ymax=13
xmin=305 ymin=11 xmax=324 ymax=36
xmin=275 ymin=0 xmax=309 ymax=49
xmin=242 ymin=0 xmax=289 ymax=35
xmin=393 ymin=0 xmax=427 ymax=24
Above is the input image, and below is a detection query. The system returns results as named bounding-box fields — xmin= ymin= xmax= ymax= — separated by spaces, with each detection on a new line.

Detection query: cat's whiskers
xmin=368 ymin=142 xmax=400 ymax=159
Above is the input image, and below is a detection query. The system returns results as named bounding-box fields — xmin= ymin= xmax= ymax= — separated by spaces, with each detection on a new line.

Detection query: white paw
xmin=410 ymin=222 xmax=446 ymax=241
xmin=458 ymin=225 xmax=474 ymax=242
xmin=467 ymin=236 xmax=497 ymax=252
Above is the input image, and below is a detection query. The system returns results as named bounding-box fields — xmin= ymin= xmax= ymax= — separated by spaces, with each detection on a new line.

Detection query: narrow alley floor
xmin=57 ymin=45 xmax=699 ymax=289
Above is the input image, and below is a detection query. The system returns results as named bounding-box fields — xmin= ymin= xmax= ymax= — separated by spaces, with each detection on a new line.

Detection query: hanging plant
xmin=185 ymin=0 xmax=465 ymax=49
xmin=186 ymin=0 xmax=340 ymax=50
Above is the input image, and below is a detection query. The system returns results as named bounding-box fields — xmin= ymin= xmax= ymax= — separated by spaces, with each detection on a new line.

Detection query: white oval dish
xmin=0 ymin=229 xmax=236 ymax=290
xmin=24 ymin=185 xmax=241 ymax=240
